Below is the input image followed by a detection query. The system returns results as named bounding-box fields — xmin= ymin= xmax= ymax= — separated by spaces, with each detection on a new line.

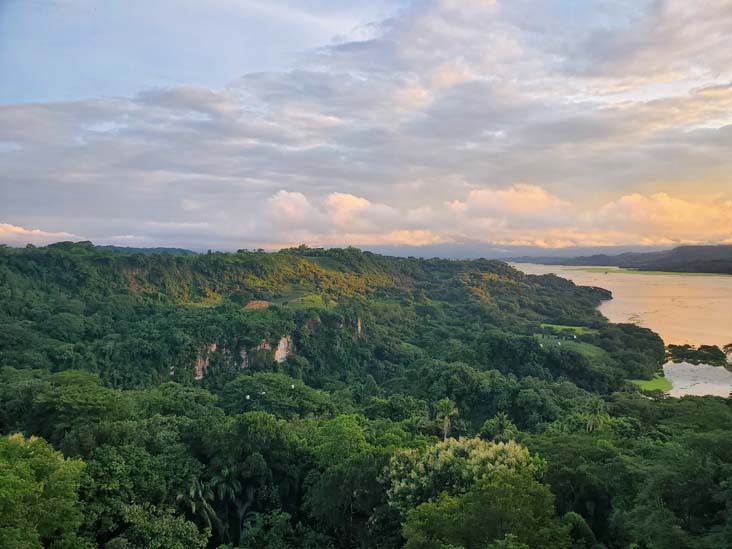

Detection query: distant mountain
xmin=363 ymin=242 xmax=668 ymax=260
xmin=512 ymin=244 xmax=732 ymax=274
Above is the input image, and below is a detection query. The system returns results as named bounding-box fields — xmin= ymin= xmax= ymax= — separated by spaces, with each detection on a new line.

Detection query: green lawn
xmin=630 ymin=374 xmax=673 ymax=392
xmin=535 ymin=336 xmax=609 ymax=360
xmin=276 ymin=293 xmax=336 ymax=310
xmin=560 ymin=341 xmax=609 ymax=360
xmin=540 ymin=323 xmax=599 ymax=335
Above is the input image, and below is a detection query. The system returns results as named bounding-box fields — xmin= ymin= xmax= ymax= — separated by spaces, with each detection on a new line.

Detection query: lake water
xmin=663 ymin=362 xmax=732 ymax=398
xmin=512 ymin=264 xmax=732 ymax=348
xmin=512 ymin=264 xmax=732 ymax=397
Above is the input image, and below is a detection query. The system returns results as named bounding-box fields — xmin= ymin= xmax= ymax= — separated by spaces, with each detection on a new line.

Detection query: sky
xmin=1 ymin=0 xmax=732 ymax=253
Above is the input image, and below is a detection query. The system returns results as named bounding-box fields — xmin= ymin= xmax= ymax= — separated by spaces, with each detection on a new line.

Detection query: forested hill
xmin=513 ymin=244 xmax=732 ymax=274
xmin=94 ymin=245 xmax=199 ymax=256
xmin=2 ymin=242 xmax=731 ymax=548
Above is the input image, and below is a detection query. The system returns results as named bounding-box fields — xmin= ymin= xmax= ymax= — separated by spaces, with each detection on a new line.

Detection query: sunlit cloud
xmin=230 ymin=187 xmax=732 ymax=249
xmin=3 ymin=187 xmax=732 ymax=250
xmin=1 ymin=0 xmax=731 ymax=251
xmin=592 ymin=193 xmax=732 ymax=245
xmin=0 ymin=223 xmax=83 ymax=247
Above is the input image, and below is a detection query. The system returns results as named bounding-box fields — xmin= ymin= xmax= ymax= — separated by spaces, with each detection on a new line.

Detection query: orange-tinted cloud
xmin=0 ymin=223 xmax=81 ymax=246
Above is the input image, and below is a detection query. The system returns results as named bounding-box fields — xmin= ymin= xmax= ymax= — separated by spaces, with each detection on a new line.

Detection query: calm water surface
xmin=663 ymin=362 xmax=732 ymax=398
xmin=512 ymin=264 xmax=732 ymax=348
xmin=512 ymin=264 xmax=732 ymax=397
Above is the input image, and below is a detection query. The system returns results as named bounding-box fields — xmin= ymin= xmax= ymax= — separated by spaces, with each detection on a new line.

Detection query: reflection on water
xmin=512 ymin=264 xmax=732 ymax=348
xmin=664 ymin=362 xmax=732 ymax=398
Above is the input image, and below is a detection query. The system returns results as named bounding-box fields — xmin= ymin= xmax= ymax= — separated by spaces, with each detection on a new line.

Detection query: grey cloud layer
xmin=1 ymin=0 xmax=732 ymax=249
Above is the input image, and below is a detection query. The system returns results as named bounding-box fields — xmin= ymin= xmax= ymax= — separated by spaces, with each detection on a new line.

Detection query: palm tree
xmin=435 ymin=398 xmax=459 ymax=441
xmin=583 ymin=399 xmax=610 ymax=433
xmin=481 ymin=411 xmax=518 ymax=442
xmin=210 ymin=466 xmax=242 ymax=543
xmin=176 ymin=478 xmax=222 ymax=535
xmin=492 ymin=412 xmax=512 ymax=437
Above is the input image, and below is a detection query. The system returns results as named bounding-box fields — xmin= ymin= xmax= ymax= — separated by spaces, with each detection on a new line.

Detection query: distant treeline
xmin=667 ymin=344 xmax=728 ymax=366
xmin=94 ymin=244 xmax=199 ymax=256
xmin=512 ymin=244 xmax=732 ymax=274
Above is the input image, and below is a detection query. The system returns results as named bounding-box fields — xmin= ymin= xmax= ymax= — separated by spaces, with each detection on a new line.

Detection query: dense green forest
xmin=1 ymin=242 xmax=731 ymax=548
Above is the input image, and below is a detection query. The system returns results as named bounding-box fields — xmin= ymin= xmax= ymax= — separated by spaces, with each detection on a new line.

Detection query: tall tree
xmin=0 ymin=433 xmax=86 ymax=548
xmin=434 ymin=398 xmax=459 ymax=441
xmin=582 ymin=399 xmax=610 ymax=433
xmin=480 ymin=412 xmax=519 ymax=442
xmin=175 ymin=478 xmax=221 ymax=536
xmin=210 ymin=465 xmax=242 ymax=543
xmin=402 ymin=470 xmax=570 ymax=549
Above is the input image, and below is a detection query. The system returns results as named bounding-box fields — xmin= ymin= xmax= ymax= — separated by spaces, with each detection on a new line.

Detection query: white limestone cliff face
xmin=193 ymin=335 xmax=292 ymax=379
xmin=194 ymin=343 xmax=217 ymax=380
xmin=274 ymin=336 xmax=293 ymax=363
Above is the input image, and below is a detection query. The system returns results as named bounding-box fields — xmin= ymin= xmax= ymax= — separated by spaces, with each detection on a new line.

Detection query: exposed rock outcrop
xmin=274 ymin=336 xmax=293 ymax=363
xmin=304 ymin=315 xmax=321 ymax=331
xmin=254 ymin=340 xmax=272 ymax=351
xmin=244 ymin=300 xmax=270 ymax=310
xmin=193 ymin=335 xmax=292 ymax=379
xmin=194 ymin=343 xmax=217 ymax=380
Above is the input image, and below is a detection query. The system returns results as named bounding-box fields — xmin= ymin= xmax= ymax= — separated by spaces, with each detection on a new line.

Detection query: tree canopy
xmin=0 ymin=244 xmax=728 ymax=548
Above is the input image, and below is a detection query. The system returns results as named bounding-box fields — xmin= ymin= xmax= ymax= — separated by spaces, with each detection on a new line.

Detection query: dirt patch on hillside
xmin=244 ymin=300 xmax=271 ymax=310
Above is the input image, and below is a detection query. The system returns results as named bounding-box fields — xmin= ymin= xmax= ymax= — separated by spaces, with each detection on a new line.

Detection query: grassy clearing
xmin=269 ymin=287 xmax=309 ymax=304
xmin=541 ymin=323 xmax=599 ymax=335
xmin=304 ymin=256 xmax=341 ymax=271
xmin=630 ymin=374 xmax=672 ymax=392
xmin=560 ymin=340 xmax=609 ymax=360
xmin=535 ymin=336 xmax=609 ymax=360
xmin=277 ymin=293 xmax=336 ymax=310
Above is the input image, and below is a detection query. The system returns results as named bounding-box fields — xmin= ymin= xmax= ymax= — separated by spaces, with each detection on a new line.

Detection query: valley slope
xmin=1 ymin=242 xmax=730 ymax=548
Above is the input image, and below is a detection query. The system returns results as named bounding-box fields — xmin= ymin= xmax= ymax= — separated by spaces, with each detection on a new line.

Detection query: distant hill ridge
xmin=95 ymin=244 xmax=198 ymax=256
xmin=512 ymin=244 xmax=732 ymax=274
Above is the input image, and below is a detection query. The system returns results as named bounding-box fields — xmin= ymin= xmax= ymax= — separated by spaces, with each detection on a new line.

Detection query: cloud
xmin=136 ymin=87 xmax=243 ymax=118
xmin=236 ymin=187 xmax=732 ymax=249
xmin=0 ymin=223 xmax=82 ymax=247
xmin=3 ymin=187 xmax=732 ymax=250
xmin=1 ymin=0 xmax=732 ymax=250
xmin=592 ymin=193 xmax=732 ymax=244
xmin=448 ymin=184 xmax=567 ymax=217
xmin=555 ymin=0 xmax=732 ymax=83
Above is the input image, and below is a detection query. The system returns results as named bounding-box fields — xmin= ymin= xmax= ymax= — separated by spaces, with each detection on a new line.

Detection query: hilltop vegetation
xmin=1 ymin=242 xmax=731 ymax=548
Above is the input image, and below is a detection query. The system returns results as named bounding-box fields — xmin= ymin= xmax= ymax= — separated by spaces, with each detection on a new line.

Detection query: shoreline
xmin=513 ymin=262 xmax=732 ymax=278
